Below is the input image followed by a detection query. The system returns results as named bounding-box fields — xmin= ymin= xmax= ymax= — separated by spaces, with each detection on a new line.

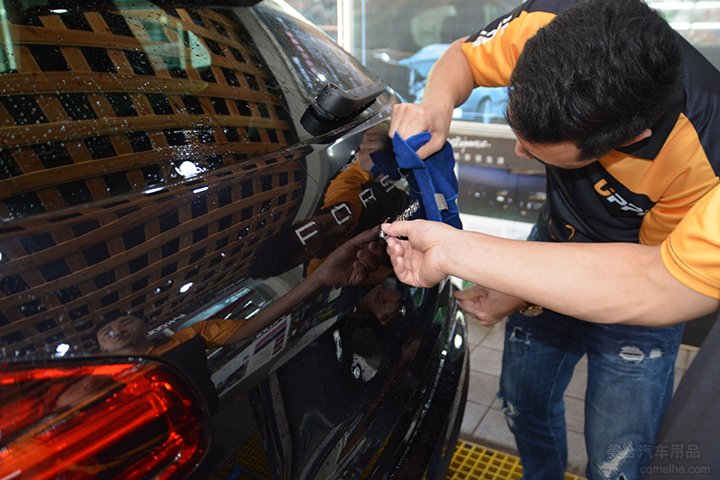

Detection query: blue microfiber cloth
xmin=371 ymin=132 xmax=462 ymax=229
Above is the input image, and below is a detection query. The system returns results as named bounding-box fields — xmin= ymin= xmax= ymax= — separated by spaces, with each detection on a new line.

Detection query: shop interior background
xmin=284 ymin=0 xmax=720 ymax=344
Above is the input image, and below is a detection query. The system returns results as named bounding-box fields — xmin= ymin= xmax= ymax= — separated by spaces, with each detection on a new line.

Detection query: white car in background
xmin=399 ymin=43 xmax=509 ymax=124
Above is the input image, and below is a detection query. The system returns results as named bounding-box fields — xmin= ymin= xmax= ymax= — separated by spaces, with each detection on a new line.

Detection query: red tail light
xmin=0 ymin=359 xmax=209 ymax=480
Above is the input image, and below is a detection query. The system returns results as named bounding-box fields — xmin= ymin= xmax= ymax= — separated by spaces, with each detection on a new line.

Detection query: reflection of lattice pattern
xmin=0 ymin=6 xmax=305 ymax=356
xmin=0 ymin=6 xmax=296 ymax=216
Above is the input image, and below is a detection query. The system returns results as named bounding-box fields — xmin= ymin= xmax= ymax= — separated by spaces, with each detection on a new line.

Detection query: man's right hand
xmin=382 ymin=220 xmax=458 ymax=288
xmin=454 ymin=285 xmax=525 ymax=326
xmin=388 ymin=37 xmax=474 ymax=159
xmin=389 ymin=101 xmax=453 ymax=159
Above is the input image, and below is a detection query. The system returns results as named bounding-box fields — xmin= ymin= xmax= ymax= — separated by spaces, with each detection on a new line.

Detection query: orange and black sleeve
xmin=660 ymin=184 xmax=720 ymax=299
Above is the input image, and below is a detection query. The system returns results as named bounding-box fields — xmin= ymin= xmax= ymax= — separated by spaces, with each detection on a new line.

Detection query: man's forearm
xmin=226 ymin=275 xmax=323 ymax=344
xmin=422 ymin=38 xmax=476 ymax=110
xmin=446 ymin=231 xmax=718 ymax=326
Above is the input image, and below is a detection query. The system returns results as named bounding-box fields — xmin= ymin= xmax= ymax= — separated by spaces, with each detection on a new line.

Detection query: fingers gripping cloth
xmin=371 ymin=132 xmax=462 ymax=229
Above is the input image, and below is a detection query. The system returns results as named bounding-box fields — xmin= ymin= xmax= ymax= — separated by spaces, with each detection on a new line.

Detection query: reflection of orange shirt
xmin=321 ymin=162 xmax=373 ymax=216
xmin=660 ymin=184 xmax=720 ymax=299
xmin=308 ymin=163 xmax=373 ymax=276
xmin=151 ymin=319 xmax=246 ymax=356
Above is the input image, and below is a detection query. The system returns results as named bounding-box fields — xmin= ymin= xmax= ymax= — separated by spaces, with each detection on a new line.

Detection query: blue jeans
xmin=499 ymin=225 xmax=685 ymax=480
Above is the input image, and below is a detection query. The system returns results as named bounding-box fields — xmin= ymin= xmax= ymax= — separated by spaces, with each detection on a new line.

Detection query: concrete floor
xmin=458 ymin=318 xmax=699 ymax=476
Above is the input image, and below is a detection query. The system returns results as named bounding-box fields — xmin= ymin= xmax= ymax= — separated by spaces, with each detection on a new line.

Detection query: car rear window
xmin=0 ymin=0 xmax=383 ymax=361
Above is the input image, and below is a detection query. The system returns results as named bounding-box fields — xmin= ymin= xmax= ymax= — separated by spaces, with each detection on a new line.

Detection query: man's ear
xmin=620 ymin=128 xmax=652 ymax=146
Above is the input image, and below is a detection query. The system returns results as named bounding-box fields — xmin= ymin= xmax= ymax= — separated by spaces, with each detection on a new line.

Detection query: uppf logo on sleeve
xmin=593 ymin=178 xmax=649 ymax=216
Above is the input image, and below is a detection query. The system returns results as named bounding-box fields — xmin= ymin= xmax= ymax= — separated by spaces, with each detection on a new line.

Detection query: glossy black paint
xmin=0 ymin=1 xmax=468 ymax=478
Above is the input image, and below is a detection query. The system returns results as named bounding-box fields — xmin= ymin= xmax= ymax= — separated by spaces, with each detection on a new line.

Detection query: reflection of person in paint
xmin=303 ymin=129 xmax=393 ymax=254
xmin=251 ymin=125 xmax=400 ymax=282
xmin=55 ymin=375 xmax=117 ymax=410
xmin=357 ymin=285 xmax=403 ymax=326
xmin=97 ymin=226 xmax=388 ymax=356
xmin=96 ymin=314 xmax=242 ymax=356
xmin=86 ymin=227 xmax=387 ymax=413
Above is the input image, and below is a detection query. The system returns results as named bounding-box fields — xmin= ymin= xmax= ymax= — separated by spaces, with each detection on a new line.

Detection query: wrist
xmin=421 ymin=97 xmax=456 ymax=116
xmin=305 ymin=268 xmax=328 ymax=289
xmin=441 ymin=229 xmax=465 ymax=278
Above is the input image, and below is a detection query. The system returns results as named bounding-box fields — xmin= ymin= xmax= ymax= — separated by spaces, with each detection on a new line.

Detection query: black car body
xmin=0 ymin=1 xmax=469 ymax=478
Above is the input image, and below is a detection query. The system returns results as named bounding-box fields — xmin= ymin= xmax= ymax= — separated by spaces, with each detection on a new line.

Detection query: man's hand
xmin=389 ymin=101 xmax=453 ymax=159
xmin=388 ymin=38 xmax=474 ymax=159
xmin=454 ymin=285 xmax=525 ymax=326
xmin=382 ymin=220 xmax=458 ymax=288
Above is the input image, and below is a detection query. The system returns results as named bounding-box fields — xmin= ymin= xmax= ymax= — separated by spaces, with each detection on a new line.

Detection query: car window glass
xmin=288 ymin=0 xmax=514 ymax=124
xmin=254 ymin=1 xmax=378 ymax=94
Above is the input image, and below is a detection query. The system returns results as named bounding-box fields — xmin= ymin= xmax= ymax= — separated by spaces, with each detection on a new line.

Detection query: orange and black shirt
xmin=462 ymin=0 xmax=720 ymax=245
xmin=661 ymin=183 xmax=720 ymax=300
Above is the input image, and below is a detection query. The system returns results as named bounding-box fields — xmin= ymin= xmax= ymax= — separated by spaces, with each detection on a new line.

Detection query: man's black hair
xmin=507 ymin=0 xmax=682 ymax=160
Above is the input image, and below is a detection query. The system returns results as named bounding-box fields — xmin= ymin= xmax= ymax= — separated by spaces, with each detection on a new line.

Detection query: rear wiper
xmin=301 ymin=81 xmax=387 ymax=136
xmin=311 ymin=81 xmax=386 ymax=120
